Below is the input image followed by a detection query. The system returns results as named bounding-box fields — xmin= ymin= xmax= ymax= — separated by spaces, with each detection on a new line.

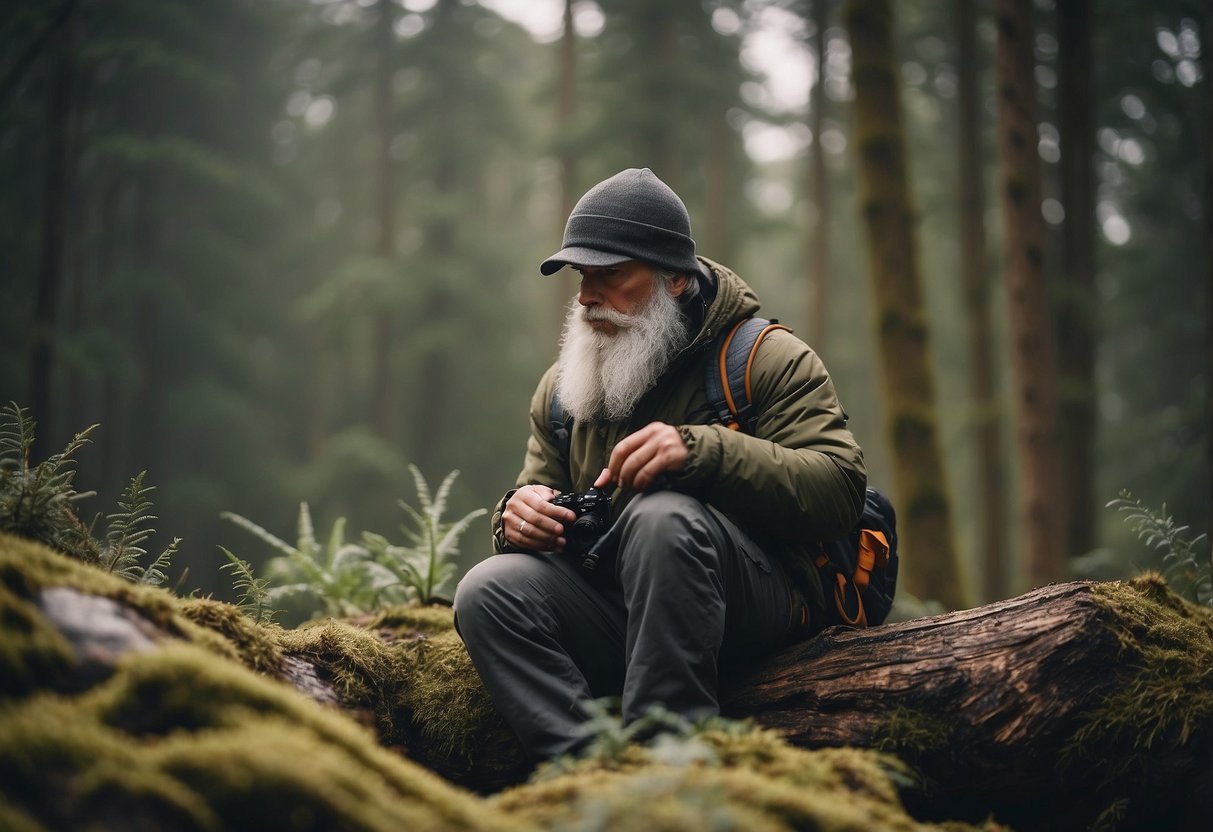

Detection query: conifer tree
xmin=844 ymin=0 xmax=966 ymax=609
xmin=994 ymin=0 xmax=1066 ymax=588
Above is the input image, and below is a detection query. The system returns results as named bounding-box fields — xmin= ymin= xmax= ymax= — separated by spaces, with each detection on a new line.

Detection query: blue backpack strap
xmin=705 ymin=317 xmax=791 ymax=434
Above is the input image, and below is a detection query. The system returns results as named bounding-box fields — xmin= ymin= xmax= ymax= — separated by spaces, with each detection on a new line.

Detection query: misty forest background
xmin=1 ymin=0 xmax=1208 ymax=610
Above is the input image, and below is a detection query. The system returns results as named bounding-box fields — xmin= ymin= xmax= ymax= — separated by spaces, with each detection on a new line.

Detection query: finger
xmin=592 ymin=467 xmax=613 ymax=489
xmin=606 ymin=423 xmax=662 ymax=486
xmin=620 ymin=427 xmax=687 ymax=490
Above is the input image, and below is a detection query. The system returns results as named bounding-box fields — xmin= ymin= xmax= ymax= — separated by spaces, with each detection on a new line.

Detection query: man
xmin=454 ymin=167 xmax=865 ymax=763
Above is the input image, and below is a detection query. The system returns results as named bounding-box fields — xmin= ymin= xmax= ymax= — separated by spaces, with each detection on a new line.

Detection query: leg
xmin=612 ymin=491 xmax=792 ymax=726
xmin=453 ymin=551 xmax=626 ymax=761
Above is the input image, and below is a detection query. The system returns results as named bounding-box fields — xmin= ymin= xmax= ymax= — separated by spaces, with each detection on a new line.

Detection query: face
xmin=574 ymin=261 xmax=687 ymax=335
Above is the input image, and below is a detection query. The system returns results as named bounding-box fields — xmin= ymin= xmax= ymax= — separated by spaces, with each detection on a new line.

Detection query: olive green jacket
xmin=491 ymin=257 xmax=866 ymax=613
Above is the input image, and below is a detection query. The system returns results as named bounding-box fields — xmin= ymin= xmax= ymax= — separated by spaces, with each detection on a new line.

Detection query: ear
xmin=667 ymin=273 xmax=690 ymax=299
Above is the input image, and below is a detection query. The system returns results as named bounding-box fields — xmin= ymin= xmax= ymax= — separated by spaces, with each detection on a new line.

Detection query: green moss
xmin=0 ymin=638 xmax=531 ymax=831
xmin=495 ymin=729 xmax=972 ymax=832
xmin=872 ymin=706 xmax=955 ymax=764
xmin=178 ymin=596 xmax=285 ymax=676
xmin=1070 ymin=576 xmax=1213 ymax=758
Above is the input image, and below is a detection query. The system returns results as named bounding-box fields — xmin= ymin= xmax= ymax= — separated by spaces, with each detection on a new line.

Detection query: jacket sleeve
xmin=490 ymin=365 xmax=574 ymax=553
xmin=668 ymin=329 xmax=866 ymax=542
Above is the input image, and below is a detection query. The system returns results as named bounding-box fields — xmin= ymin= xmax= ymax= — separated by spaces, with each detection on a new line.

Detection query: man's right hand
xmin=503 ymin=484 xmax=577 ymax=552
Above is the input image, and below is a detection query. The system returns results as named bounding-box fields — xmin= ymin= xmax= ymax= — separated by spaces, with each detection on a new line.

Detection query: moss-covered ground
xmin=9 ymin=532 xmax=1206 ymax=830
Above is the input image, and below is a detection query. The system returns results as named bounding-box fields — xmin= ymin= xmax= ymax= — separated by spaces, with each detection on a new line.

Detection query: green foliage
xmin=100 ymin=471 xmax=181 ymax=587
xmin=0 ymin=402 xmax=100 ymax=563
xmin=0 ymin=403 xmax=178 ymax=587
xmin=221 ymin=502 xmax=402 ymax=621
xmin=1107 ymin=491 xmax=1212 ymax=607
xmin=538 ymin=698 xmax=758 ymax=779
xmin=361 ymin=465 xmax=487 ymax=605
xmin=218 ymin=547 xmax=278 ymax=625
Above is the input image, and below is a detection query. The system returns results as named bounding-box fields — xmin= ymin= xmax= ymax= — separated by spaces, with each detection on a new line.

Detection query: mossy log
xmin=722 ymin=577 xmax=1213 ymax=830
xmin=6 ymin=529 xmax=1211 ymax=830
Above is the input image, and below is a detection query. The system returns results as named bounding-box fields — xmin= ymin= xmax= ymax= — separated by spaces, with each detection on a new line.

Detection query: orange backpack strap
xmin=705 ymin=317 xmax=792 ymax=433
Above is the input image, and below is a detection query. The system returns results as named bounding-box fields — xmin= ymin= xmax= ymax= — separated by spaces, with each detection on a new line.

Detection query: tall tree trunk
xmin=844 ymin=0 xmax=966 ymax=610
xmin=994 ymin=0 xmax=1066 ymax=588
xmin=808 ymin=0 xmax=830 ymax=348
xmin=554 ymin=0 xmax=577 ymax=338
xmin=1055 ymin=0 xmax=1096 ymax=559
xmin=702 ymin=109 xmax=731 ymax=263
xmin=28 ymin=11 xmax=76 ymax=458
xmin=956 ymin=0 xmax=1009 ymax=602
xmin=1203 ymin=6 xmax=1213 ymax=543
xmin=131 ymin=183 xmax=162 ymax=483
xmin=370 ymin=0 xmax=397 ymax=441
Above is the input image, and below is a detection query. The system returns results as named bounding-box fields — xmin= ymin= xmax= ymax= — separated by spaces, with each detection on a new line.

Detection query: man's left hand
xmin=594 ymin=421 xmax=688 ymax=492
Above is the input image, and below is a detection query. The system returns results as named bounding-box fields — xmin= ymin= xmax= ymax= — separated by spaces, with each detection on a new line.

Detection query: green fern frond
xmin=220 ymin=510 xmax=297 ymax=558
xmin=138 ymin=537 xmax=181 ymax=587
xmin=1108 ymin=490 xmax=1212 ymax=607
xmin=0 ymin=401 xmax=35 ymax=468
xmin=408 ymin=464 xmax=434 ymax=517
xmin=220 ymin=546 xmax=278 ymax=624
xmin=296 ymin=501 xmax=320 ymax=561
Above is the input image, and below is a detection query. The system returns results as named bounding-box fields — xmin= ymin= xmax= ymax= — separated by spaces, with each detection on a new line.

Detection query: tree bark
xmin=370 ymin=0 xmax=398 ymax=442
xmin=28 ymin=9 xmax=76 ymax=459
xmin=1202 ymin=7 xmax=1213 ymax=550
xmin=844 ymin=0 xmax=966 ymax=610
xmin=955 ymin=0 xmax=1009 ymax=602
xmin=807 ymin=0 xmax=830 ymax=349
xmin=1055 ymin=0 xmax=1097 ymax=560
xmin=553 ymin=0 xmax=578 ymax=338
xmin=721 ymin=578 xmax=1213 ymax=830
xmin=994 ymin=0 xmax=1067 ymax=588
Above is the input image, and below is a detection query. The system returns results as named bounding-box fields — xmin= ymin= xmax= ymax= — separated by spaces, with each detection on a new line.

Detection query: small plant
xmin=221 ymin=502 xmax=403 ymax=620
xmin=1108 ymin=490 xmax=1212 ymax=607
xmin=100 ymin=471 xmax=181 ymax=586
xmin=0 ymin=401 xmax=99 ymax=562
xmin=362 ymin=464 xmax=487 ymax=605
xmin=536 ymin=699 xmax=757 ymax=778
xmin=219 ymin=547 xmax=279 ymax=625
xmin=0 ymin=402 xmax=178 ymax=586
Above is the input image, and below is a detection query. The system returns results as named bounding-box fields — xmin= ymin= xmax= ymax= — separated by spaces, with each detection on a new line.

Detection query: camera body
xmin=550 ymin=487 xmax=612 ymax=571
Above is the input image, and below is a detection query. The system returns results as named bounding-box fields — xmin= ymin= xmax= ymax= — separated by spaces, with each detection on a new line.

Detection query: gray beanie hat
xmin=540 ymin=168 xmax=702 ymax=276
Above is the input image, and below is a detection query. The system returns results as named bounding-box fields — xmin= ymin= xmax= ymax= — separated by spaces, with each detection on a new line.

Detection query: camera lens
xmin=566 ymin=515 xmax=602 ymax=554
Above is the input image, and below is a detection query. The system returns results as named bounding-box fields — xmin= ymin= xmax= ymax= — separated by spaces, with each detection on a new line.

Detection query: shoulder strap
xmin=704 ymin=317 xmax=791 ymax=434
xmin=549 ymin=391 xmax=573 ymax=467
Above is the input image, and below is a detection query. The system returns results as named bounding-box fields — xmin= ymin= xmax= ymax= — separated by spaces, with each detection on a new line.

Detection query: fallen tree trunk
xmin=20 ymin=528 xmax=1212 ymax=829
xmin=722 ymin=576 xmax=1213 ymax=830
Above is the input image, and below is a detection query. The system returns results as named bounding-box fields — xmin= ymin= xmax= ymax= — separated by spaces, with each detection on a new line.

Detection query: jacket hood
xmin=688 ymin=256 xmax=762 ymax=351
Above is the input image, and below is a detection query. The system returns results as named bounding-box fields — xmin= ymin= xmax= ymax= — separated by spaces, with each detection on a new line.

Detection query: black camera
xmin=550 ymin=487 xmax=612 ymax=572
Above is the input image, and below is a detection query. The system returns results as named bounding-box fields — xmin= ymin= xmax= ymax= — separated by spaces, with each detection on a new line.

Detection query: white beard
xmin=554 ymin=282 xmax=690 ymax=423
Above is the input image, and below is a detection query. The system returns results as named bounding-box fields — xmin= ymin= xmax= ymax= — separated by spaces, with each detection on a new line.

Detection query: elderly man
xmin=454 ymin=168 xmax=865 ymax=763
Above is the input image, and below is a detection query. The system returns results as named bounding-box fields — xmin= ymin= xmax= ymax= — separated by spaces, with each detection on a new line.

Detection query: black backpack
xmin=707 ymin=318 xmax=899 ymax=628
xmin=549 ymin=316 xmax=900 ymax=628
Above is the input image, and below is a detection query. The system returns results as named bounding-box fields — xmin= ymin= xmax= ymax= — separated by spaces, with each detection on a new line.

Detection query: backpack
xmin=548 ymin=316 xmax=900 ymax=628
xmin=706 ymin=317 xmax=899 ymax=629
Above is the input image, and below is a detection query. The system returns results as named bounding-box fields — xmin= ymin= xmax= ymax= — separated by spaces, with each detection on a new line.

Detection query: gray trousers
xmin=452 ymin=490 xmax=793 ymax=762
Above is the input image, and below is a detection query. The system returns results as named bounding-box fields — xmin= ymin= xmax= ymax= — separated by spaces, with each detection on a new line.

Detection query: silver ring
xmin=519 ymin=520 xmax=529 ymax=536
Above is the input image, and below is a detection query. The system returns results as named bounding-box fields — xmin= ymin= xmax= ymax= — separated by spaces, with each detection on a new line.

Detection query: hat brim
xmin=539 ymin=247 xmax=633 ymax=276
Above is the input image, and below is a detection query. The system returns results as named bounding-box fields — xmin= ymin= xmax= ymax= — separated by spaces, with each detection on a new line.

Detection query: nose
xmin=577 ymin=274 xmax=602 ymax=306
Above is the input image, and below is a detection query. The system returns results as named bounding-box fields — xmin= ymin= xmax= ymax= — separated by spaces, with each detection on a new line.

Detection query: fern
xmin=221 ymin=503 xmax=402 ymax=620
xmin=1108 ymin=490 xmax=1212 ymax=607
xmin=365 ymin=465 xmax=486 ymax=605
xmin=0 ymin=402 xmax=100 ymax=562
xmin=0 ymin=404 xmax=180 ymax=586
xmin=96 ymin=471 xmax=179 ymax=588
xmin=220 ymin=546 xmax=278 ymax=624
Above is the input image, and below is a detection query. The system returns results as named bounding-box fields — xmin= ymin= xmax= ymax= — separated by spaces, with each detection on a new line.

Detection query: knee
xmin=616 ymin=491 xmax=719 ymax=572
xmin=453 ymin=554 xmax=533 ymax=633
xmin=618 ymin=491 xmax=711 ymax=540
